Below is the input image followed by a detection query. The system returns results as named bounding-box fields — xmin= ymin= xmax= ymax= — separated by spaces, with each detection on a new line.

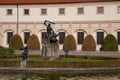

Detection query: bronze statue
xmin=44 ymin=20 xmax=59 ymax=43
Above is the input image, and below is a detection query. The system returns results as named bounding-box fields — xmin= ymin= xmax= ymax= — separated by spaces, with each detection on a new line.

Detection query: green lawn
xmin=0 ymin=57 xmax=117 ymax=62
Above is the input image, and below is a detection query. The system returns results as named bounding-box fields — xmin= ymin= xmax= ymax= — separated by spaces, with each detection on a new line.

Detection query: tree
xmin=102 ymin=34 xmax=118 ymax=51
xmin=27 ymin=34 xmax=40 ymax=50
xmin=63 ymin=35 xmax=76 ymax=51
xmin=9 ymin=34 xmax=23 ymax=50
xmin=82 ymin=35 xmax=96 ymax=51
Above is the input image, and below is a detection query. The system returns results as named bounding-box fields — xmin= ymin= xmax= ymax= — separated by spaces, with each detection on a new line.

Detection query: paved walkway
xmin=1 ymin=67 xmax=120 ymax=73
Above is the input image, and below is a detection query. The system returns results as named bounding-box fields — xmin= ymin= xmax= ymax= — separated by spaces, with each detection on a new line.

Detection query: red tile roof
xmin=0 ymin=0 xmax=119 ymax=5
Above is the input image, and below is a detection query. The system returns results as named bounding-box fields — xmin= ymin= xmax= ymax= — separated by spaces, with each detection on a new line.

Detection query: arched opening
xmin=74 ymin=29 xmax=87 ymax=50
xmin=57 ymin=29 xmax=68 ymax=50
xmin=115 ymin=29 xmax=120 ymax=51
xmin=38 ymin=29 xmax=47 ymax=44
xmin=20 ymin=29 xmax=32 ymax=46
xmin=93 ymin=29 xmax=107 ymax=50
xmin=57 ymin=29 xmax=68 ymax=45
xmin=3 ymin=29 xmax=14 ymax=47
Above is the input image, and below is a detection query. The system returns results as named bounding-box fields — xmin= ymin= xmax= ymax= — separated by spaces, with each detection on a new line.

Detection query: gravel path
xmin=0 ymin=74 xmax=120 ymax=80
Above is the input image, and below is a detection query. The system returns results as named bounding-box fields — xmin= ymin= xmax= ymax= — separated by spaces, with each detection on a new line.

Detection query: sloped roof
xmin=0 ymin=0 xmax=119 ymax=5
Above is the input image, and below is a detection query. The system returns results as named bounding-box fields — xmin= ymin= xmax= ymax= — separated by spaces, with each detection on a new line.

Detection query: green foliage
xmin=82 ymin=35 xmax=96 ymax=51
xmin=0 ymin=47 xmax=13 ymax=55
xmin=0 ymin=61 xmax=20 ymax=67
xmin=27 ymin=60 xmax=120 ymax=68
xmin=63 ymin=35 xmax=77 ymax=51
xmin=27 ymin=34 xmax=40 ymax=50
xmin=9 ymin=34 xmax=23 ymax=50
xmin=0 ymin=57 xmax=120 ymax=67
xmin=102 ymin=34 xmax=118 ymax=51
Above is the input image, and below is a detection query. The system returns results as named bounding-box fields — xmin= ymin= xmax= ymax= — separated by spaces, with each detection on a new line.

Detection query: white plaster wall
xmin=0 ymin=1 xmax=120 ymax=22
xmin=0 ymin=5 xmax=17 ymax=22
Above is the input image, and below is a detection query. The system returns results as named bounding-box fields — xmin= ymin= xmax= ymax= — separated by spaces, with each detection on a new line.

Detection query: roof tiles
xmin=0 ymin=0 xmax=119 ymax=4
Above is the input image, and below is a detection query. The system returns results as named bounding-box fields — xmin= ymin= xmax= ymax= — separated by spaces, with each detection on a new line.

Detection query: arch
xmin=74 ymin=29 xmax=88 ymax=35
xmin=115 ymin=28 xmax=120 ymax=43
xmin=112 ymin=28 xmax=120 ymax=38
xmin=20 ymin=29 xmax=32 ymax=34
xmin=19 ymin=29 xmax=32 ymax=46
xmin=93 ymin=29 xmax=108 ymax=51
xmin=74 ymin=29 xmax=87 ymax=45
xmin=93 ymin=29 xmax=108 ymax=40
xmin=93 ymin=29 xmax=108 ymax=41
xmin=37 ymin=29 xmax=46 ymax=46
xmin=38 ymin=29 xmax=46 ymax=33
xmin=3 ymin=29 xmax=15 ymax=34
xmin=115 ymin=29 xmax=120 ymax=32
xmin=56 ymin=29 xmax=68 ymax=34
xmin=116 ymin=29 xmax=120 ymax=51
xmin=94 ymin=29 xmax=107 ymax=34
xmin=2 ymin=29 xmax=15 ymax=47
xmin=57 ymin=29 xmax=68 ymax=49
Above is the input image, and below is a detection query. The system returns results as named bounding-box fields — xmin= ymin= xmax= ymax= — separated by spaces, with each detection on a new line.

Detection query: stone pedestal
xmin=20 ymin=60 xmax=27 ymax=68
xmin=42 ymin=43 xmax=60 ymax=60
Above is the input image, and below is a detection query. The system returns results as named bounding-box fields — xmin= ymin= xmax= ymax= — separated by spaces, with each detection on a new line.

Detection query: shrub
xmin=63 ymin=35 xmax=76 ymax=51
xmin=0 ymin=61 xmax=20 ymax=67
xmin=9 ymin=34 xmax=23 ymax=50
xmin=27 ymin=60 xmax=120 ymax=68
xmin=27 ymin=34 xmax=40 ymax=50
xmin=0 ymin=47 xmax=13 ymax=56
xmin=102 ymin=34 xmax=118 ymax=51
xmin=82 ymin=35 xmax=96 ymax=51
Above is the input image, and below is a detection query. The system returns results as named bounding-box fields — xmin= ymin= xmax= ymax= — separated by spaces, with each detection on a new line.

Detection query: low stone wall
xmin=14 ymin=50 xmax=120 ymax=58
xmin=14 ymin=50 xmax=41 ymax=56
xmin=68 ymin=51 xmax=120 ymax=58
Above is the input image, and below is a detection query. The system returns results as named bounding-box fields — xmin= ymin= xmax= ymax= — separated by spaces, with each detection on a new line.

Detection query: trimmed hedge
xmin=0 ymin=57 xmax=120 ymax=67
xmin=27 ymin=60 xmax=120 ymax=68
xmin=82 ymin=35 xmax=96 ymax=51
xmin=9 ymin=34 xmax=23 ymax=50
xmin=63 ymin=35 xmax=77 ymax=51
xmin=0 ymin=61 xmax=20 ymax=67
xmin=0 ymin=47 xmax=13 ymax=56
xmin=27 ymin=34 xmax=40 ymax=50
xmin=1 ymin=60 xmax=120 ymax=67
xmin=102 ymin=34 xmax=118 ymax=51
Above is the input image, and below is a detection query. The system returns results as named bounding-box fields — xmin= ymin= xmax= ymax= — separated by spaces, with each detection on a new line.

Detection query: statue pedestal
xmin=20 ymin=60 xmax=27 ymax=68
xmin=42 ymin=43 xmax=60 ymax=60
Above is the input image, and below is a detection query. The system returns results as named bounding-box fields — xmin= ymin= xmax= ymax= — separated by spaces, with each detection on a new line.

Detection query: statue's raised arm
xmin=44 ymin=20 xmax=47 ymax=26
xmin=44 ymin=20 xmax=55 ymax=26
